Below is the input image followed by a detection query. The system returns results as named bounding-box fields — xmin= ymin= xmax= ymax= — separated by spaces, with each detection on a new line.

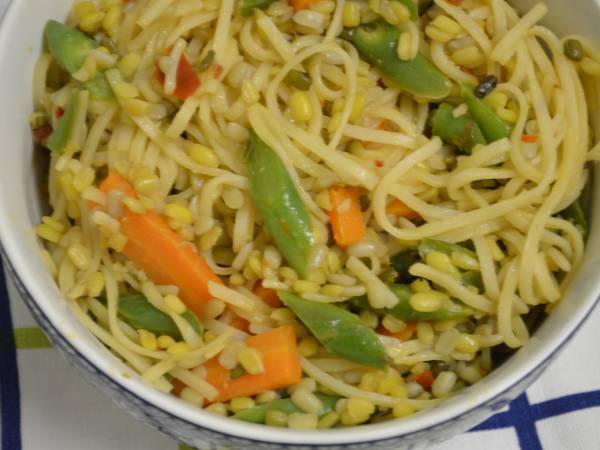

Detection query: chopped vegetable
xmin=386 ymin=199 xmax=421 ymax=220
xmin=195 ymin=50 xmax=215 ymax=73
xmin=278 ymin=291 xmax=388 ymax=369
xmin=110 ymin=294 xmax=202 ymax=339
xmin=247 ymin=130 xmax=316 ymax=278
xmin=353 ymin=284 xmax=472 ymax=322
xmin=98 ymin=172 xmax=223 ymax=318
xmin=46 ymin=92 xmax=77 ymax=153
xmin=414 ymin=369 xmax=434 ymax=390
xmin=559 ymin=198 xmax=588 ymax=237
xmin=240 ymin=0 xmax=276 ymax=16
xmin=253 ymin=282 xmax=283 ymax=308
xmin=348 ymin=21 xmax=452 ymax=99
xmin=289 ymin=0 xmax=320 ymax=10
xmin=233 ymin=393 xmax=339 ymax=423
xmin=285 ymin=70 xmax=313 ymax=91
xmin=462 ymin=84 xmax=512 ymax=142
xmin=390 ymin=250 xmax=419 ymax=283
xmin=45 ymin=20 xmax=98 ymax=74
xmin=222 ymin=309 xmax=251 ymax=332
xmin=84 ymin=72 xmax=115 ymax=101
xmin=328 ymin=186 xmax=366 ymax=247
xmin=398 ymin=0 xmax=418 ymax=20
xmin=474 ymin=75 xmax=498 ymax=99
xmin=521 ymin=134 xmax=538 ymax=143
xmin=564 ymin=38 xmax=584 ymax=61
xmin=432 ymin=103 xmax=487 ymax=153
xmin=204 ymin=325 xmax=302 ymax=402
xmin=377 ymin=321 xmax=416 ymax=341
xmin=418 ymin=238 xmax=476 ymax=261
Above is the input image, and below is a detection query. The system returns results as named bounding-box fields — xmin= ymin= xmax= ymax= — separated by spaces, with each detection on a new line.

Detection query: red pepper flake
xmin=521 ymin=134 xmax=538 ymax=143
xmin=33 ymin=125 xmax=53 ymax=142
xmin=374 ymin=160 xmax=384 ymax=167
xmin=213 ymin=64 xmax=223 ymax=80
xmin=55 ymin=107 xmax=65 ymax=119
xmin=414 ymin=370 xmax=434 ymax=391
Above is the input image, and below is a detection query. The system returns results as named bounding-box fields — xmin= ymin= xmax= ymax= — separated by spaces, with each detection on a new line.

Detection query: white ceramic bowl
xmin=1 ymin=1 xmax=599 ymax=449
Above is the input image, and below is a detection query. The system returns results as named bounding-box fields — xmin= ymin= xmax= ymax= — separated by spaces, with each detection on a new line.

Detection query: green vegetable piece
xmin=418 ymin=238 xmax=476 ymax=261
xmin=278 ymin=291 xmax=388 ymax=369
xmin=398 ymin=0 xmax=418 ymax=20
xmin=432 ymin=103 xmax=487 ymax=154
xmin=559 ymin=198 xmax=588 ymax=238
xmin=45 ymin=20 xmax=98 ymax=75
xmin=196 ymin=50 xmax=215 ymax=73
xmin=240 ymin=0 xmax=275 ymax=16
xmin=353 ymin=284 xmax=472 ymax=322
xmin=229 ymin=366 xmax=247 ymax=380
xmin=115 ymin=295 xmax=202 ymax=339
xmin=233 ymin=393 xmax=340 ymax=424
xmin=461 ymin=270 xmax=483 ymax=291
xmin=84 ymin=72 xmax=115 ymax=101
xmin=285 ymin=70 xmax=313 ymax=91
xmin=46 ymin=92 xmax=77 ymax=153
xmin=248 ymin=130 xmax=316 ymax=278
xmin=390 ymin=250 xmax=419 ymax=283
xmin=350 ymin=21 xmax=452 ymax=99
xmin=563 ymin=38 xmax=584 ymax=61
xmin=461 ymin=84 xmax=512 ymax=142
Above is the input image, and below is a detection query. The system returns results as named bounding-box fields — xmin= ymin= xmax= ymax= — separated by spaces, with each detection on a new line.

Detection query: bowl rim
xmin=1 ymin=0 xmax=600 ymax=446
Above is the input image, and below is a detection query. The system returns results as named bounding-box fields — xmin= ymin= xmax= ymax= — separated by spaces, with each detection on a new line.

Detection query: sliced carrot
xmin=155 ymin=49 xmax=200 ymax=100
xmin=386 ymin=199 xmax=420 ymax=220
xmin=288 ymin=0 xmax=320 ymax=10
xmin=98 ymin=172 xmax=222 ymax=318
xmin=414 ymin=369 xmax=434 ymax=391
xmin=328 ymin=186 xmax=366 ymax=247
xmin=220 ymin=308 xmax=250 ymax=333
xmin=204 ymin=325 xmax=302 ymax=402
xmin=253 ymin=282 xmax=283 ymax=308
xmin=377 ymin=322 xmax=416 ymax=341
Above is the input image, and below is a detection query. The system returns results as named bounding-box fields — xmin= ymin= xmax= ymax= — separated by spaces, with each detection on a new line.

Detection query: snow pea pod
xmin=47 ymin=92 xmax=77 ymax=153
xmin=461 ymin=84 xmax=511 ymax=142
xmin=239 ymin=0 xmax=275 ymax=16
xmin=352 ymin=284 xmax=472 ymax=322
xmin=248 ymin=130 xmax=315 ymax=278
xmin=44 ymin=20 xmax=114 ymax=100
xmin=278 ymin=291 xmax=388 ymax=369
xmin=432 ymin=103 xmax=487 ymax=154
xmin=348 ymin=21 xmax=452 ymax=99
xmin=111 ymin=295 xmax=203 ymax=339
xmin=418 ymin=238 xmax=476 ymax=260
xmin=233 ymin=393 xmax=340 ymax=424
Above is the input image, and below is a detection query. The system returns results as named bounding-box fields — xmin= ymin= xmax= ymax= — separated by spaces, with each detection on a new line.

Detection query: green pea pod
xmin=352 ymin=284 xmax=472 ymax=322
xmin=418 ymin=238 xmax=476 ymax=261
xmin=461 ymin=270 xmax=484 ymax=291
xmin=45 ymin=20 xmax=99 ymax=75
xmin=240 ymin=0 xmax=275 ymax=16
xmin=349 ymin=21 xmax=452 ymax=99
xmin=390 ymin=250 xmax=419 ymax=283
xmin=461 ymin=85 xmax=512 ymax=142
xmin=84 ymin=72 xmax=115 ymax=101
xmin=114 ymin=295 xmax=203 ymax=339
xmin=233 ymin=393 xmax=340 ymax=424
xmin=278 ymin=291 xmax=388 ymax=369
xmin=432 ymin=103 xmax=487 ymax=154
xmin=47 ymin=92 xmax=78 ymax=154
xmin=248 ymin=130 xmax=315 ymax=278
xmin=559 ymin=198 xmax=588 ymax=238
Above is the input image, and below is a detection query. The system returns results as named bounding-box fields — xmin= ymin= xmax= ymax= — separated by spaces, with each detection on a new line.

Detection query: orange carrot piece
xmin=173 ymin=54 xmax=200 ymax=100
xmin=288 ymin=0 xmax=320 ymax=10
xmin=98 ymin=172 xmax=222 ymax=318
xmin=204 ymin=325 xmax=302 ymax=402
xmin=220 ymin=308 xmax=250 ymax=333
xmin=386 ymin=199 xmax=420 ymax=220
xmin=377 ymin=322 xmax=416 ymax=341
xmin=328 ymin=186 xmax=366 ymax=247
xmin=521 ymin=134 xmax=538 ymax=143
xmin=253 ymin=282 xmax=283 ymax=308
xmin=414 ymin=369 xmax=434 ymax=391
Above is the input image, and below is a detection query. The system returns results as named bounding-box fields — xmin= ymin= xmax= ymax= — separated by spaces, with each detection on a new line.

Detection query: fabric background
xmin=1 ymin=1 xmax=599 ymax=449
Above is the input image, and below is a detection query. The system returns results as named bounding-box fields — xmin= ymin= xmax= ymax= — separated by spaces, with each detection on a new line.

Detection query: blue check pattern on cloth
xmin=1 ymin=3 xmax=600 ymax=449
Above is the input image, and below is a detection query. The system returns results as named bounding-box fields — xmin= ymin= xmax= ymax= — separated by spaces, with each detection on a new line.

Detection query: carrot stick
xmin=98 ymin=172 xmax=222 ymax=317
xmin=252 ymin=281 xmax=283 ymax=308
xmin=386 ymin=199 xmax=420 ymax=220
xmin=328 ymin=186 xmax=366 ymax=247
xmin=414 ymin=369 xmax=434 ymax=391
xmin=204 ymin=325 xmax=302 ymax=402
xmin=377 ymin=321 xmax=416 ymax=341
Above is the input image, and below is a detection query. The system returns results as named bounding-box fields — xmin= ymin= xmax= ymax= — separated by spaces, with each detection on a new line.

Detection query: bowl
xmin=1 ymin=1 xmax=599 ymax=449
